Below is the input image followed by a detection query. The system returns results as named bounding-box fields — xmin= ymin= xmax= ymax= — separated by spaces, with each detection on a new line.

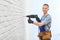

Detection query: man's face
xmin=42 ymin=5 xmax=49 ymax=14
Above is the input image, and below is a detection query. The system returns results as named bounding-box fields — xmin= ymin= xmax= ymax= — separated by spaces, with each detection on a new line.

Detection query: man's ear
xmin=48 ymin=9 xmax=49 ymax=10
xmin=48 ymin=8 xmax=49 ymax=10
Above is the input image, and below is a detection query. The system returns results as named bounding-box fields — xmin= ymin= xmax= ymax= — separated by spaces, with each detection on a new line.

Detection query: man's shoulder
xmin=47 ymin=14 xmax=51 ymax=18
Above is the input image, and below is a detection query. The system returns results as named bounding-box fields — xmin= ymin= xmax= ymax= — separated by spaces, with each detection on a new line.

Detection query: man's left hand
xmin=28 ymin=18 xmax=33 ymax=24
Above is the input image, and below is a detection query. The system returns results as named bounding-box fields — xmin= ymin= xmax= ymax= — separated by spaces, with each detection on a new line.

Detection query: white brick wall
xmin=0 ymin=0 xmax=25 ymax=40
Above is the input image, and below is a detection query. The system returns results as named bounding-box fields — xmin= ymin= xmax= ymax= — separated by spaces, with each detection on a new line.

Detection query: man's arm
xmin=33 ymin=15 xmax=51 ymax=26
xmin=27 ymin=18 xmax=45 ymax=26
xmin=33 ymin=22 xmax=45 ymax=26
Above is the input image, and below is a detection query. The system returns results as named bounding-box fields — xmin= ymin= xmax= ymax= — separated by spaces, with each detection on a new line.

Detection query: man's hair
xmin=43 ymin=4 xmax=49 ymax=7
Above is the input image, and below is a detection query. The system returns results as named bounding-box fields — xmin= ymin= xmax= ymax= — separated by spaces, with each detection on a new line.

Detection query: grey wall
xmin=0 ymin=0 xmax=25 ymax=40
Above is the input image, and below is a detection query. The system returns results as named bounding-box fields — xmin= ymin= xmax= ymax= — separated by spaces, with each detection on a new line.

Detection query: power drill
xmin=26 ymin=15 xmax=36 ymax=19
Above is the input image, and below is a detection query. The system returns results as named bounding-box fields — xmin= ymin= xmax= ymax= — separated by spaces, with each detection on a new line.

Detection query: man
xmin=28 ymin=4 xmax=52 ymax=40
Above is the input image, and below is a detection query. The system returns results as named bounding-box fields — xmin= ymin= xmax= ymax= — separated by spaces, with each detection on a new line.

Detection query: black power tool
xmin=26 ymin=15 xmax=37 ymax=19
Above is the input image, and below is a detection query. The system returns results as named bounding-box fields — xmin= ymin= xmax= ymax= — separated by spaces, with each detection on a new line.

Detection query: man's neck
xmin=44 ymin=13 xmax=48 ymax=16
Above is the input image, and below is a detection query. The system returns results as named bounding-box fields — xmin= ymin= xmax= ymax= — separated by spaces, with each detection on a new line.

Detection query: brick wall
xmin=0 ymin=0 xmax=25 ymax=40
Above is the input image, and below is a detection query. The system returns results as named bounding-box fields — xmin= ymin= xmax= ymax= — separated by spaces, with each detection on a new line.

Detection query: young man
xmin=28 ymin=4 xmax=52 ymax=40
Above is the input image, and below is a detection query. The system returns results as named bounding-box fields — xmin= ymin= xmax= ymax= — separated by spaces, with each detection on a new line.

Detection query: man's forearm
xmin=33 ymin=22 xmax=45 ymax=26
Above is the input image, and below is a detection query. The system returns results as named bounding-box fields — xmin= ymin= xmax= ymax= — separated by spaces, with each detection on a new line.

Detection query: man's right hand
xmin=34 ymin=15 xmax=41 ymax=22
